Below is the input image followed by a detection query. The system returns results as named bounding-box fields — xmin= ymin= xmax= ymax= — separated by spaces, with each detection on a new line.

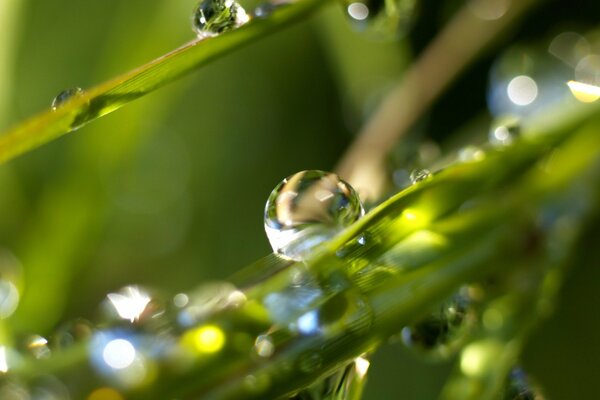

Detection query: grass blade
xmin=0 ymin=0 xmax=327 ymax=164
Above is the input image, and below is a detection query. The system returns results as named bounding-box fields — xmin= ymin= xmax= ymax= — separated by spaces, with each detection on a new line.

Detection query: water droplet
xmin=489 ymin=116 xmax=521 ymax=146
xmin=51 ymin=87 xmax=85 ymax=110
xmin=401 ymin=289 xmax=475 ymax=359
xmin=502 ymin=367 xmax=545 ymax=400
xmin=254 ymin=334 xmax=275 ymax=358
xmin=264 ymin=170 xmax=364 ymax=261
xmin=409 ymin=168 xmax=432 ymax=184
xmin=192 ymin=0 xmax=250 ymax=38
xmin=342 ymin=1 xmax=417 ymax=40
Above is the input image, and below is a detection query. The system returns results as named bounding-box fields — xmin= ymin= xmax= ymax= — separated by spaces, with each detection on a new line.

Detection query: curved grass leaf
xmin=0 ymin=0 xmax=327 ymax=164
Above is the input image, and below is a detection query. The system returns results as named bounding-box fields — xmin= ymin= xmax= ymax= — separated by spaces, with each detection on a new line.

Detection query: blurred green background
xmin=0 ymin=0 xmax=599 ymax=398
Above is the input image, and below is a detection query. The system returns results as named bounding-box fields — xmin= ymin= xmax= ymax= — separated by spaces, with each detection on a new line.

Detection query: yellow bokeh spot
xmin=87 ymin=387 xmax=124 ymax=400
xmin=460 ymin=340 xmax=504 ymax=377
xmin=567 ymin=80 xmax=600 ymax=103
xmin=183 ymin=325 xmax=226 ymax=354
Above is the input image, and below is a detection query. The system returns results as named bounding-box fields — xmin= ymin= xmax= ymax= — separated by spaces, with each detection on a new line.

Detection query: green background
xmin=0 ymin=0 xmax=598 ymax=398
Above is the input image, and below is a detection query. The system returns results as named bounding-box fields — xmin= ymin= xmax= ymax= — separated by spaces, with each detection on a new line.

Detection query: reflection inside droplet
xmin=192 ymin=0 xmax=250 ymax=38
xmin=507 ymin=75 xmax=538 ymax=106
xmin=264 ymin=170 xmax=364 ymax=261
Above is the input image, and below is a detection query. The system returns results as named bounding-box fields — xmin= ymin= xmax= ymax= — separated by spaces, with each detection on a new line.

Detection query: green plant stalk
xmin=0 ymin=0 xmax=330 ymax=164
xmin=438 ymin=118 xmax=600 ymax=400
xmin=8 ymin=104 xmax=600 ymax=399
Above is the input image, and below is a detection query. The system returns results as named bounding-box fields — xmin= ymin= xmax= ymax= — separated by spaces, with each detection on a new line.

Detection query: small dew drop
xmin=264 ymin=170 xmax=364 ymax=261
xmin=489 ymin=116 xmax=521 ymax=147
xmin=409 ymin=169 xmax=432 ymax=184
xmin=51 ymin=87 xmax=85 ymax=110
xmin=192 ymin=0 xmax=250 ymax=38
xmin=254 ymin=335 xmax=275 ymax=358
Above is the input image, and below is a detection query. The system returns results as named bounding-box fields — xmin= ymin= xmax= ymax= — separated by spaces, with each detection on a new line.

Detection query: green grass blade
xmin=0 ymin=0 xmax=327 ymax=164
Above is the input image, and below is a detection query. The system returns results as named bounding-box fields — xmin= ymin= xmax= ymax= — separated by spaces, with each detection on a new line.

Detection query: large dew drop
xmin=264 ymin=170 xmax=364 ymax=261
xmin=192 ymin=0 xmax=250 ymax=38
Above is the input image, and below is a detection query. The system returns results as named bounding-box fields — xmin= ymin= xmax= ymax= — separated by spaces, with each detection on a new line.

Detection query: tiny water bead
xmin=409 ymin=168 xmax=432 ymax=184
xmin=51 ymin=87 xmax=85 ymax=110
xmin=264 ymin=170 xmax=364 ymax=261
xmin=341 ymin=0 xmax=417 ymax=39
xmin=489 ymin=116 xmax=521 ymax=147
xmin=192 ymin=0 xmax=250 ymax=38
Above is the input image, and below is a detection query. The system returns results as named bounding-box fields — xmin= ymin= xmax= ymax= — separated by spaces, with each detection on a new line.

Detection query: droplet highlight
xmin=192 ymin=0 xmax=250 ymax=38
xmin=489 ymin=116 xmax=521 ymax=146
xmin=264 ymin=170 xmax=364 ymax=261
xmin=342 ymin=0 xmax=417 ymax=40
